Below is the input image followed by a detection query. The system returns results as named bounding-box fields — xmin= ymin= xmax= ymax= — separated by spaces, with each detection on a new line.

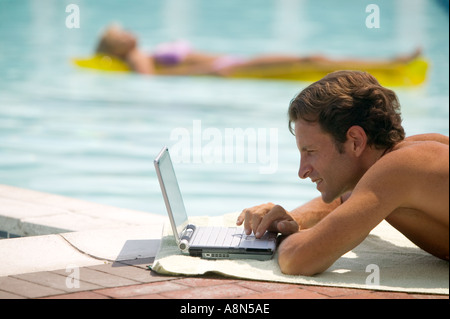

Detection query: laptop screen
xmin=154 ymin=147 xmax=188 ymax=238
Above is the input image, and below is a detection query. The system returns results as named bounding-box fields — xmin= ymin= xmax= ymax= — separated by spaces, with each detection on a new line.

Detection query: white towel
xmin=152 ymin=212 xmax=449 ymax=295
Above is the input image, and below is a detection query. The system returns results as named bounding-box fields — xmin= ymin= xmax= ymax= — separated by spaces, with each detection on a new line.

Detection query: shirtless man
xmin=237 ymin=71 xmax=449 ymax=276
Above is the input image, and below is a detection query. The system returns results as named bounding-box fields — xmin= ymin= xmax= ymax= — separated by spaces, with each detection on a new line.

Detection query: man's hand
xmin=236 ymin=203 xmax=299 ymax=238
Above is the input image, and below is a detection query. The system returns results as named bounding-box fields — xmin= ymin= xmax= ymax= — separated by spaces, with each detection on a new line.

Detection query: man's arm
xmin=237 ymin=193 xmax=346 ymax=238
xmin=289 ymin=195 xmax=344 ymax=229
xmin=277 ymin=152 xmax=412 ymax=276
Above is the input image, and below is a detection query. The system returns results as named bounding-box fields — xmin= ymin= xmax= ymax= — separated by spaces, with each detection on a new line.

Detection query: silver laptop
xmin=154 ymin=146 xmax=277 ymax=260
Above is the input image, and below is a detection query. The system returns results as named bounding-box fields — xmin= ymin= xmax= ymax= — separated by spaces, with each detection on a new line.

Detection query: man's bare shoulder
xmin=403 ymin=133 xmax=449 ymax=145
xmin=392 ymin=134 xmax=449 ymax=166
xmin=376 ymin=135 xmax=448 ymax=178
xmin=356 ymin=135 xmax=448 ymax=203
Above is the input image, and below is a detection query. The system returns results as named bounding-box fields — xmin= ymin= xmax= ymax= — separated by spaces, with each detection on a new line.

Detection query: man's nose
xmin=298 ymin=160 xmax=311 ymax=179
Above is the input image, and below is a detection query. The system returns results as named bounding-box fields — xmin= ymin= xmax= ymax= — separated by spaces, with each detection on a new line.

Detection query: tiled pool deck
xmin=1 ymin=258 xmax=447 ymax=300
xmin=0 ymin=185 xmax=448 ymax=300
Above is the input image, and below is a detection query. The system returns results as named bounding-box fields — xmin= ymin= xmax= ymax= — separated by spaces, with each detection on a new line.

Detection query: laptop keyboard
xmin=190 ymin=226 xmax=273 ymax=249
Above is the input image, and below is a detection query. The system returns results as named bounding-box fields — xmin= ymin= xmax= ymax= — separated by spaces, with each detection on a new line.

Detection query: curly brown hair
xmin=288 ymin=70 xmax=405 ymax=152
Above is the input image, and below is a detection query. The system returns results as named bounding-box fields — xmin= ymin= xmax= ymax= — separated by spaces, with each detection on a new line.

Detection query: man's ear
xmin=346 ymin=125 xmax=367 ymax=156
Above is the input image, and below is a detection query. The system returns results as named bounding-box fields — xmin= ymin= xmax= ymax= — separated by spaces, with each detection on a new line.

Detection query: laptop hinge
xmin=179 ymin=224 xmax=196 ymax=252
xmin=181 ymin=224 xmax=196 ymax=240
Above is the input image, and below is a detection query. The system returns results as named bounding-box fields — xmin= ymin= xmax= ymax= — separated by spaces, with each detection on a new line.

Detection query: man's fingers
xmin=277 ymin=220 xmax=299 ymax=235
xmin=243 ymin=209 xmax=252 ymax=235
xmin=236 ymin=210 xmax=246 ymax=226
xmin=255 ymin=205 xmax=289 ymax=238
xmin=237 ymin=203 xmax=280 ymax=237
xmin=244 ymin=208 xmax=265 ymax=235
xmin=250 ymin=213 xmax=263 ymax=236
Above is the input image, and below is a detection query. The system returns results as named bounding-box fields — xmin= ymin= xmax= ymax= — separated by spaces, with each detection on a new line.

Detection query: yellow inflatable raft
xmin=228 ymin=56 xmax=429 ymax=87
xmin=73 ymin=54 xmax=130 ymax=72
xmin=72 ymin=54 xmax=428 ymax=87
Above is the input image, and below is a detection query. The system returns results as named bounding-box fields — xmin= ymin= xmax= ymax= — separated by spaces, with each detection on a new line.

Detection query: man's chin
xmin=320 ymin=192 xmax=337 ymax=204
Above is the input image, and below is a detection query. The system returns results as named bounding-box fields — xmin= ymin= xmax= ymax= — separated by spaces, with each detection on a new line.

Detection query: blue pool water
xmin=0 ymin=0 xmax=448 ymax=217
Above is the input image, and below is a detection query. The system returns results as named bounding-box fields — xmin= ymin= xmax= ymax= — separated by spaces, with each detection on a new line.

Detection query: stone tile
xmin=124 ymin=293 xmax=169 ymax=299
xmin=13 ymin=271 xmax=101 ymax=293
xmin=0 ymin=196 xmax=69 ymax=220
xmin=161 ymin=283 xmax=256 ymax=299
xmin=60 ymin=226 xmax=163 ymax=262
xmin=42 ymin=291 xmax=110 ymax=299
xmin=115 ymin=257 xmax=154 ymax=268
xmin=410 ymin=293 xmax=449 ymax=299
xmin=86 ymin=263 xmax=158 ymax=283
xmin=0 ymin=290 xmax=26 ymax=299
xmin=238 ymin=287 xmax=327 ymax=299
xmin=301 ymin=285 xmax=368 ymax=297
xmin=236 ymin=280 xmax=298 ymax=293
xmin=53 ymin=267 xmax=139 ymax=288
xmin=174 ymin=277 xmax=238 ymax=288
xmin=0 ymin=276 xmax=64 ymax=298
xmin=333 ymin=291 xmax=415 ymax=299
xmin=95 ymin=281 xmax=188 ymax=298
xmin=0 ymin=234 xmax=104 ymax=277
xmin=23 ymin=213 xmax=120 ymax=233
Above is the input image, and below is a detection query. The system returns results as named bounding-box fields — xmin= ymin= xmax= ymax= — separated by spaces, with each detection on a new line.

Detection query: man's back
xmin=382 ymin=133 xmax=448 ymax=260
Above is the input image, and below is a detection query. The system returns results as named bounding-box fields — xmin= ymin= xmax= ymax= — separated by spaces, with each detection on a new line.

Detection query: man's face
xmin=294 ymin=119 xmax=358 ymax=203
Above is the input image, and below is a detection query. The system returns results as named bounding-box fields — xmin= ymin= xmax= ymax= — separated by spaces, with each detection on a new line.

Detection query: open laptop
xmin=154 ymin=146 xmax=278 ymax=260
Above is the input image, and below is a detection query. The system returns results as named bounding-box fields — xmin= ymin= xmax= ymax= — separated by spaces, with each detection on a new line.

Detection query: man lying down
xmin=238 ymin=70 xmax=449 ymax=276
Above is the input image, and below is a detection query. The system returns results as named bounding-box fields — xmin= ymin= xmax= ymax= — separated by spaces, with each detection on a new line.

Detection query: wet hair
xmin=96 ymin=26 xmax=116 ymax=55
xmin=96 ymin=37 xmax=112 ymax=55
xmin=95 ymin=24 xmax=135 ymax=58
xmin=288 ymin=70 xmax=405 ymax=152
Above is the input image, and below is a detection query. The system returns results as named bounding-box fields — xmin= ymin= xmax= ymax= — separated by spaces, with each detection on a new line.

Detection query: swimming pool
xmin=0 ymin=0 xmax=448 ymax=217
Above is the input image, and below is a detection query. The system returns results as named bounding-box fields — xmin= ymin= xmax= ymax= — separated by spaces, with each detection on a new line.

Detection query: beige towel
xmin=152 ymin=213 xmax=449 ymax=295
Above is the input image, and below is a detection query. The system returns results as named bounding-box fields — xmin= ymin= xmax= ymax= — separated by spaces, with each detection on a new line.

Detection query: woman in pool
xmin=95 ymin=24 xmax=422 ymax=76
